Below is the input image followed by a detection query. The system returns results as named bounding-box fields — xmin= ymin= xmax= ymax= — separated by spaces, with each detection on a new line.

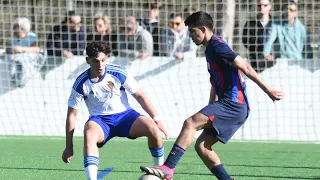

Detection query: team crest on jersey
xmin=107 ymin=81 xmax=114 ymax=91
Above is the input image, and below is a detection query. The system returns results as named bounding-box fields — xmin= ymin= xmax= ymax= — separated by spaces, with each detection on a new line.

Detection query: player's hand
xmin=154 ymin=120 xmax=169 ymax=140
xmin=267 ymin=88 xmax=284 ymax=102
xmin=62 ymin=148 xmax=74 ymax=163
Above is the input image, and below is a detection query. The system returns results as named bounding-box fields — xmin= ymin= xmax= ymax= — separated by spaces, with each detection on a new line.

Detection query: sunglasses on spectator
xmin=71 ymin=22 xmax=81 ymax=26
xmin=283 ymin=7 xmax=297 ymax=12
xmin=169 ymin=22 xmax=181 ymax=28
xmin=257 ymin=4 xmax=269 ymax=7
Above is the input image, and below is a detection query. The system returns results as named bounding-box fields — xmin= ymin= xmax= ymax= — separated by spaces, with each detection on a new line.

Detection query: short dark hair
xmin=184 ymin=6 xmax=197 ymax=13
xmin=184 ymin=11 xmax=214 ymax=30
xmin=143 ymin=3 xmax=159 ymax=10
xmin=86 ymin=41 xmax=111 ymax=57
xmin=62 ymin=10 xmax=80 ymax=24
xmin=169 ymin=12 xmax=183 ymax=19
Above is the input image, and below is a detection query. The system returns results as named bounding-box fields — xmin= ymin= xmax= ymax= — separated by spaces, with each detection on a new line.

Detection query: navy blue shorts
xmin=88 ymin=109 xmax=141 ymax=148
xmin=200 ymin=99 xmax=249 ymax=144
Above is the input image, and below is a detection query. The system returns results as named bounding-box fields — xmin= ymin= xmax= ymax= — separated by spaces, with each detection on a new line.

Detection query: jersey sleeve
xmin=68 ymin=88 xmax=83 ymax=109
xmin=215 ymin=42 xmax=238 ymax=65
xmin=122 ymin=73 xmax=139 ymax=94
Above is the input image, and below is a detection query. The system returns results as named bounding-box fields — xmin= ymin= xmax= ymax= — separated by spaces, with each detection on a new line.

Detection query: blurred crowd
xmin=3 ymin=0 xmax=319 ymax=88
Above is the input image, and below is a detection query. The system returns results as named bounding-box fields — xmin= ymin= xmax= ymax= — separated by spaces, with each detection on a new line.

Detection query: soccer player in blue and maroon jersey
xmin=140 ymin=11 xmax=283 ymax=180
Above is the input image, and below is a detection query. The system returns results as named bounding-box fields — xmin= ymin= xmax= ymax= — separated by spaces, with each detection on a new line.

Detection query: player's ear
xmin=85 ymin=57 xmax=89 ymax=64
xmin=200 ymin=26 xmax=206 ymax=33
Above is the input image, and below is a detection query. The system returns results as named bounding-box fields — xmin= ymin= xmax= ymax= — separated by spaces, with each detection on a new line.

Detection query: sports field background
xmin=0 ymin=136 xmax=319 ymax=180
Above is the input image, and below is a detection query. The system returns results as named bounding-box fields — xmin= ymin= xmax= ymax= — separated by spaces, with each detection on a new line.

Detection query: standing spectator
xmin=318 ymin=27 xmax=320 ymax=58
xmin=87 ymin=13 xmax=118 ymax=56
xmin=46 ymin=10 xmax=86 ymax=58
xmin=139 ymin=3 xmax=161 ymax=56
xmin=6 ymin=17 xmax=44 ymax=87
xmin=242 ymin=0 xmax=276 ymax=72
xmin=183 ymin=6 xmax=197 ymax=19
xmin=118 ymin=16 xmax=153 ymax=60
xmin=161 ymin=13 xmax=197 ymax=60
xmin=263 ymin=0 xmax=309 ymax=61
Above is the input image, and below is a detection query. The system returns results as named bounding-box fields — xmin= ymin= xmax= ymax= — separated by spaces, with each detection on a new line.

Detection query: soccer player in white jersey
xmin=62 ymin=41 xmax=168 ymax=180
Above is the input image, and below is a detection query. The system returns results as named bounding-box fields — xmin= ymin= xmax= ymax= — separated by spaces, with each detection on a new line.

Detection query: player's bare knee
xmin=146 ymin=123 xmax=160 ymax=139
xmin=84 ymin=128 xmax=100 ymax=145
xmin=183 ymin=117 xmax=195 ymax=129
xmin=194 ymin=140 xmax=205 ymax=153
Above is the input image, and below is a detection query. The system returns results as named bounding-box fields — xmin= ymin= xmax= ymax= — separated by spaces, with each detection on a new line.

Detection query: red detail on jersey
xmin=218 ymin=39 xmax=224 ymax=43
xmin=209 ymin=61 xmax=225 ymax=95
xmin=209 ymin=116 xmax=215 ymax=121
xmin=237 ymin=70 xmax=245 ymax=104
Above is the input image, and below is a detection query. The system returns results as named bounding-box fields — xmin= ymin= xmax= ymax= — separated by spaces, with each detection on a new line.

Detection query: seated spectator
xmin=118 ymin=16 xmax=153 ymax=60
xmin=161 ymin=13 xmax=197 ymax=60
xmin=242 ymin=0 xmax=276 ymax=72
xmin=6 ymin=17 xmax=44 ymax=87
xmin=46 ymin=10 xmax=86 ymax=58
xmin=139 ymin=3 xmax=161 ymax=56
xmin=263 ymin=0 xmax=311 ymax=61
xmin=87 ymin=13 xmax=118 ymax=56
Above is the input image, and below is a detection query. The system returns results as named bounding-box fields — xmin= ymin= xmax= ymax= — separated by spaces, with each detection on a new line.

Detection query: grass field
xmin=0 ymin=136 xmax=320 ymax=180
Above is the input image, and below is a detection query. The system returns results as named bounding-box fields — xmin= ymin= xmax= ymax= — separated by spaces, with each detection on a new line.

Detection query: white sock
xmin=152 ymin=155 xmax=164 ymax=166
xmin=85 ymin=164 xmax=98 ymax=180
xmin=149 ymin=146 xmax=164 ymax=166
xmin=84 ymin=156 xmax=99 ymax=180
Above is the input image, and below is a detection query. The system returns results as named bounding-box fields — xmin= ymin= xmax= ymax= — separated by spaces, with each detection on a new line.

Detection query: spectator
xmin=46 ymin=10 xmax=86 ymax=58
xmin=6 ymin=17 xmax=44 ymax=87
xmin=242 ymin=0 xmax=276 ymax=72
xmin=183 ymin=6 xmax=197 ymax=19
xmin=118 ymin=16 xmax=153 ymax=60
xmin=87 ymin=13 xmax=118 ymax=56
xmin=263 ymin=0 xmax=310 ymax=61
xmin=318 ymin=27 xmax=320 ymax=58
xmin=161 ymin=13 xmax=197 ymax=60
xmin=139 ymin=3 xmax=161 ymax=56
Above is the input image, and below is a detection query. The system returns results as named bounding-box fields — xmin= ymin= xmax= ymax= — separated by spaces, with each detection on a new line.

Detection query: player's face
xmin=86 ymin=52 xmax=108 ymax=76
xmin=188 ymin=26 xmax=205 ymax=45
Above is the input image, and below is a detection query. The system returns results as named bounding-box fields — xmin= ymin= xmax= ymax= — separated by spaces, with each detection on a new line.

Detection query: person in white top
xmin=62 ymin=41 xmax=168 ymax=180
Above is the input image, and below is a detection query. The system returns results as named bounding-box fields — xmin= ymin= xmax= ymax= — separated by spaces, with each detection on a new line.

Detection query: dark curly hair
xmin=86 ymin=41 xmax=111 ymax=57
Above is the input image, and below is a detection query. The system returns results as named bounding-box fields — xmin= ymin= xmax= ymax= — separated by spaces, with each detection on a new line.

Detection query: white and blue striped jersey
xmin=68 ymin=64 xmax=139 ymax=116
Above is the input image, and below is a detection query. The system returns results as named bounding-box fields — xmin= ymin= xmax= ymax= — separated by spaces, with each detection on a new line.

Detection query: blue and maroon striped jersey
xmin=205 ymin=35 xmax=249 ymax=105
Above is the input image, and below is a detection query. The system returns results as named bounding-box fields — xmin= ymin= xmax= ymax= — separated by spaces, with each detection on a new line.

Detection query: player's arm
xmin=123 ymin=73 xmax=169 ymax=138
xmin=208 ymin=85 xmax=218 ymax=104
xmin=132 ymin=89 xmax=158 ymax=119
xmin=62 ymin=88 xmax=83 ymax=163
xmin=65 ymin=107 xmax=78 ymax=151
xmin=232 ymin=55 xmax=283 ymax=101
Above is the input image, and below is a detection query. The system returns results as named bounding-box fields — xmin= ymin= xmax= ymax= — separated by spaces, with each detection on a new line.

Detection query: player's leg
xmin=140 ymin=112 xmax=212 ymax=179
xmin=83 ymin=118 xmax=108 ymax=180
xmin=129 ymin=115 xmax=164 ymax=165
xmin=140 ymin=101 xmax=247 ymax=180
xmin=195 ymin=131 xmax=232 ymax=180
